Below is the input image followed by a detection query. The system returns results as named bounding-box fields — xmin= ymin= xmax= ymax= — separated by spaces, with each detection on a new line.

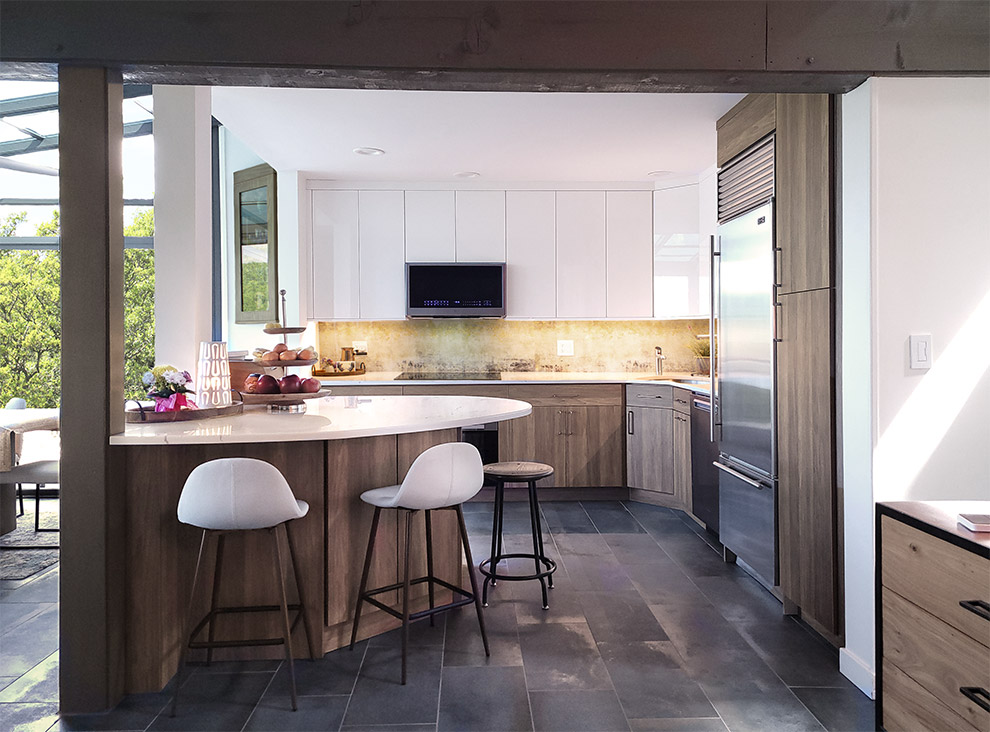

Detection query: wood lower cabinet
xmin=878 ymin=505 xmax=990 ymax=732
xmin=500 ymin=385 xmax=623 ymax=488
xmin=625 ymin=385 xmax=691 ymax=510
xmin=777 ymin=287 xmax=838 ymax=638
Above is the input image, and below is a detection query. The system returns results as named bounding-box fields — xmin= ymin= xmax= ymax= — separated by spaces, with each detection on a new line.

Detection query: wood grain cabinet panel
xmin=881 ymin=517 xmax=990 ymax=644
xmin=883 ymin=588 xmax=990 ymax=731
xmin=672 ymin=410 xmax=692 ymax=508
xmin=716 ymin=93 xmax=775 ymax=166
xmin=626 ymin=406 xmax=670 ymax=494
xmin=566 ymin=406 xmax=624 ymax=487
xmin=776 ymin=94 xmax=831 ymax=294
xmin=777 ymin=287 xmax=838 ymax=637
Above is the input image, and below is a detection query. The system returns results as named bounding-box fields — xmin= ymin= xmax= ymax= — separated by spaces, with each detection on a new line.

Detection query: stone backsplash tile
xmin=317 ymin=319 xmax=710 ymax=374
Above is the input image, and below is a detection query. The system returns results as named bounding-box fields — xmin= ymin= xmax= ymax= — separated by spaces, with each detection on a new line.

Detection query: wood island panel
xmin=121 ymin=441 xmax=325 ymax=693
xmin=119 ymin=428 xmax=468 ymax=694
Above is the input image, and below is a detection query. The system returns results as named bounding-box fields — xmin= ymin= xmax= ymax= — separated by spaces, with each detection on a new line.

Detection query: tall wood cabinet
xmin=717 ymin=93 xmax=839 ymax=641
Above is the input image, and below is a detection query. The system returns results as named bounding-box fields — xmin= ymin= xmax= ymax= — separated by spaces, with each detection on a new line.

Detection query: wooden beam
xmin=0 ymin=1 xmax=985 ymax=91
xmin=58 ymin=66 xmax=126 ymax=714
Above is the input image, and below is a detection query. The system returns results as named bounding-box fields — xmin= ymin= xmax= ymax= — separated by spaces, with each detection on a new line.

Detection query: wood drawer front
xmin=883 ymin=588 xmax=990 ymax=731
xmin=507 ymin=384 xmax=622 ymax=407
xmin=401 ymin=384 xmax=510 ymax=398
xmin=881 ymin=516 xmax=990 ymax=644
xmin=883 ymin=659 xmax=981 ymax=732
xmin=625 ymin=385 xmax=690 ymax=414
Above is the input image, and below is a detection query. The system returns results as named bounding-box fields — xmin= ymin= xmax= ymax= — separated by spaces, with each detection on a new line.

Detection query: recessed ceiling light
xmin=353 ymin=147 xmax=385 ymax=156
xmin=453 ymin=171 xmax=481 ymax=179
xmin=647 ymin=170 xmax=674 ymax=178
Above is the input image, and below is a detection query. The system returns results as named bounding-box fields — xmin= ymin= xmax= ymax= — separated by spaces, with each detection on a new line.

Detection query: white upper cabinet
xmin=653 ymin=184 xmax=705 ymax=318
xmin=455 ymin=190 xmax=506 ymax=262
xmin=405 ymin=190 xmax=455 ymax=261
xmin=505 ymin=191 xmax=555 ymax=318
xmin=359 ymin=190 xmax=405 ymax=319
xmin=311 ymin=190 xmax=360 ymax=320
xmin=697 ymin=171 xmax=717 ymax=318
xmin=606 ymin=190 xmax=654 ymax=318
xmin=556 ymin=191 xmax=606 ymax=318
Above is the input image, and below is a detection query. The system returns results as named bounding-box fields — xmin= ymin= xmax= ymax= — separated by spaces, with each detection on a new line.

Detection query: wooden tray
xmin=312 ymin=364 xmax=367 ymax=378
xmin=125 ymin=401 xmax=244 ymax=423
xmin=235 ymin=388 xmax=330 ymax=406
xmin=263 ymin=326 xmax=307 ymax=335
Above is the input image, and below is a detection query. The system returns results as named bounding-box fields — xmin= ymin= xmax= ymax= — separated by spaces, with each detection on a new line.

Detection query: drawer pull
xmin=959 ymin=599 xmax=990 ymax=621
xmin=960 ymin=686 xmax=990 ymax=713
xmin=675 ymin=398 xmax=688 ymax=404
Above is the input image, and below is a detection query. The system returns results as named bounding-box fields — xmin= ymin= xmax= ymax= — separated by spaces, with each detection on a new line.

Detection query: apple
xmin=300 ymin=377 xmax=321 ymax=393
xmin=279 ymin=374 xmax=302 ymax=394
xmin=254 ymin=374 xmax=280 ymax=394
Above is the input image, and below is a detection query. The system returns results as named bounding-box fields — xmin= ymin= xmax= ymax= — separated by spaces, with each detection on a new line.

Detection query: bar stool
xmin=171 ymin=458 xmax=316 ymax=715
xmin=349 ymin=442 xmax=489 ymax=685
xmin=479 ymin=461 xmax=557 ymax=610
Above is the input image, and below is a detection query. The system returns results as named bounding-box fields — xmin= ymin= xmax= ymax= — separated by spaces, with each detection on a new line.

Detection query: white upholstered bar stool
xmin=349 ymin=442 xmax=490 ymax=684
xmin=171 ymin=458 xmax=316 ymax=716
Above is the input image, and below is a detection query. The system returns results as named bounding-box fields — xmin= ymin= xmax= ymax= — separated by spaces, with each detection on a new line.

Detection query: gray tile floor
xmin=1 ymin=500 xmax=875 ymax=732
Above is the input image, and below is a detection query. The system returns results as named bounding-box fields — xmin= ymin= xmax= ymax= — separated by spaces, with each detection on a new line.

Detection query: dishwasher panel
xmin=690 ymin=396 xmax=719 ymax=533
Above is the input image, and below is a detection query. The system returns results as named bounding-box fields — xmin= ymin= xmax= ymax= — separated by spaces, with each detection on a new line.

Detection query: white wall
xmin=840 ymin=76 xmax=990 ymax=698
xmin=153 ymin=86 xmax=213 ymax=367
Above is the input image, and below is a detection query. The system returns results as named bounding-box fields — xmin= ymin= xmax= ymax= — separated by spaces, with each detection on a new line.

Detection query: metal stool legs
xmin=171 ymin=524 xmax=312 ymax=716
xmin=480 ymin=478 xmax=557 ymax=610
xmin=350 ymin=505 xmax=489 ymax=684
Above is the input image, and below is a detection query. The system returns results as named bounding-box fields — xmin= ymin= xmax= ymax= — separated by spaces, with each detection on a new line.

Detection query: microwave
xmin=405 ymin=262 xmax=506 ymax=318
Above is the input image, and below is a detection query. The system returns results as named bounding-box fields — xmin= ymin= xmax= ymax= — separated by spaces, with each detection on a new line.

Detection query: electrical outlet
xmin=353 ymin=340 xmax=368 ymax=355
xmin=557 ymin=339 xmax=574 ymax=357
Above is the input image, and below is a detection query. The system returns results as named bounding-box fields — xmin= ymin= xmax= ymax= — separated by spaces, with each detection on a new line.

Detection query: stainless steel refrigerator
xmin=713 ymin=199 xmax=777 ymax=585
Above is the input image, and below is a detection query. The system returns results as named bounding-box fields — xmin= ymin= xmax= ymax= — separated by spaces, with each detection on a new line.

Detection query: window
xmin=232 ymin=163 xmax=277 ymax=324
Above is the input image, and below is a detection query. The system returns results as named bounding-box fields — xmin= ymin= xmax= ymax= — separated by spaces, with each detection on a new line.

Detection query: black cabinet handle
xmin=959 ymin=599 xmax=990 ymax=621
xmin=960 ymin=687 xmax=990 ymax=713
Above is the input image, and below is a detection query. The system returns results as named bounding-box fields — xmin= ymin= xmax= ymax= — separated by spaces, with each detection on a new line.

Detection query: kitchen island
xmin=110 ymin=395 xmax=530 ymax=693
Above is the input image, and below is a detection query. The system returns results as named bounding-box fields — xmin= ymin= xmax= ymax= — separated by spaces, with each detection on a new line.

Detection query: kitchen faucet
xmin=655 ymin=346 xmax=665 ymax=375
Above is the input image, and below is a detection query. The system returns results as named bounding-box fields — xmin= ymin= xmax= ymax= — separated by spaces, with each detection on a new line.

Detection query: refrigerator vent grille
xmin=718 ymin=135 xmax=774 ymax=223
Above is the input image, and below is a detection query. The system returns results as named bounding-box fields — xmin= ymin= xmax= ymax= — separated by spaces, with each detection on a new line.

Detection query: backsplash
xmin=317 ymin=319 xmax=709 ymax=374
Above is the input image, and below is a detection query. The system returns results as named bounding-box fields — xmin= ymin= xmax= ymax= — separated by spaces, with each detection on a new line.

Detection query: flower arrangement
xmin=142 ymin=365 xmax=198 ymax=412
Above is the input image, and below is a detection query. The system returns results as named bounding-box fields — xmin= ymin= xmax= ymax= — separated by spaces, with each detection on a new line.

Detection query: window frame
xmin=232 ymin=162 xmax=278 ymax=324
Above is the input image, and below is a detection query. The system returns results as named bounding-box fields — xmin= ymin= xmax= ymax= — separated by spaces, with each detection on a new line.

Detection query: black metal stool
xmin=479 ymin=461 xmax=557 ymax=610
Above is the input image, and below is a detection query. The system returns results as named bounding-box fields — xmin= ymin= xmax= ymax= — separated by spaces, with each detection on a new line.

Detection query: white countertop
xmin=109 ymin=395 xmax=532 ymax=446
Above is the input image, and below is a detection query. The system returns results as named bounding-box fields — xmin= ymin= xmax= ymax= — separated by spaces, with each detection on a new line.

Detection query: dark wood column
xmin=58 ymin=66 xmax=126 ymax=713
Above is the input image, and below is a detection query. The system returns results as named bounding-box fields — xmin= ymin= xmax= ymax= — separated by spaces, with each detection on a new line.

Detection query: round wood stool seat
xmin=479 ymin=461 xmax=557 ymax=609
xmin=483 ymin=461 xmax=554 ymax=481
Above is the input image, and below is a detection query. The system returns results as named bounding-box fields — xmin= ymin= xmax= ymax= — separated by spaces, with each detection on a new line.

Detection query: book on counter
xmin=957 ymin=514 xmax=990 ymax=532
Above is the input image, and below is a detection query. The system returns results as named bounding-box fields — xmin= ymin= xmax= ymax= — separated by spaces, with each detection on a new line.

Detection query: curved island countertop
xmin=110 ymin=395 xmax=532 ymax=445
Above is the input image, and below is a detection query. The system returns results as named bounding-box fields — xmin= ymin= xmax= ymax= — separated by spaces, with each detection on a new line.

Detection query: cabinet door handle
xmin=567 ymin=410 xmax=574 ymax=436
xmin=557 ymin=410 xmax=563 ymax=436
xmin=675 ymin=398 xmax=688 ymax=404
xmin=627 ymin=410 xmax=634 ymax=435
xmin=959 ymin=599 xmax=990 ymax=621
xmin=960 ymin=687 xmax=990 ymax=713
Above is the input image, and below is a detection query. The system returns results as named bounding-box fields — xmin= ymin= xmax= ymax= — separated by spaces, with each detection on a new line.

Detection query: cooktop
xmin=396 ymin=371 xmax=502 ymax=381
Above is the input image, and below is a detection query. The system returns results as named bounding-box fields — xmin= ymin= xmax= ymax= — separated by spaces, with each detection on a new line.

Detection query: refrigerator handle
xmin=713 ymin=460 xmax=765 ymax=489
xmin=711 ymin=234 xmax=721 ymax=440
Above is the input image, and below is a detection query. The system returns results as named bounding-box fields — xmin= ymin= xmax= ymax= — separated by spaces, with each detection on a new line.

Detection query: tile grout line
xmin=239 ymin=660 xmax=281 ymax=732
xmin=337 ymin=640 xmax=371 ymax=731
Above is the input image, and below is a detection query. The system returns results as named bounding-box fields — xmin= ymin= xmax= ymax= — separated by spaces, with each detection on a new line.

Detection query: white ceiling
xmin=211 ymin=87 xmax=744 ymax=183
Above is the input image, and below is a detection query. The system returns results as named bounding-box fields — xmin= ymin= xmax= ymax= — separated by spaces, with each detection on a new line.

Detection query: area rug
xmin=0 ymin=511 xmax=60 ymax=580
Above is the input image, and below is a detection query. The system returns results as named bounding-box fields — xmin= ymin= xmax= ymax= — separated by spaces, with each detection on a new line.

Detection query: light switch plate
xmin=909 ymin=334 xmax=932 ymax=370
xmin=557 ymin=339 xmax=574 ymax=357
